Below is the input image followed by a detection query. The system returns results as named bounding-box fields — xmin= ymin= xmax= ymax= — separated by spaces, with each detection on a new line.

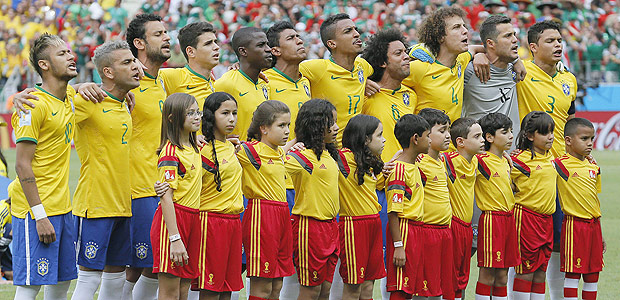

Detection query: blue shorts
xmin=129 ymin=196 xmax=159 ymax=268
xmin=286 ymin=189 xmax=296 ymax=214
xmin=76 ymin=216 xmax=131 ymax=269
xmin=12 ymin=212 xmax=77 ymax=286
xmin=241 ymin=196 xmax=249 ymax=265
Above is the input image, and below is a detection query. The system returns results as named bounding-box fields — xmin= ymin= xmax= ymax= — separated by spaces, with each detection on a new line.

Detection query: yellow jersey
xmin=158 ymin=142 xmax=202 ymax=209
xmin=0 ymin=160 xmax=7 ymax=178
xmin=386 ymin=160 xmax=424 ymax=221
xmin=510 ymin=150 xmax=556 ymax=215
xmin=285 ymin=149 xmax=339 ymax=220
xmin=362 ymin=85 xmax=417 ymax=162
xmin=403 ymin=52 xmax=472 ymax=121
xmin=200 ymin=140 xmax=244 ymax=214
xmin=263 ymin=67 xmax=311 ymax=140
xmin=73 ymin=92 xmax=132 ymax=218
xmin=299 ymin=57 xmax=374 ymax=144
xmin=160 ymin=65 xmax=215 ymax=111
xmin=214 ymin=69 xmax=269 ymax=141
xmin=129 ymin=72 xmax=167 ymax=198
xmin=443 ymin=152 xmax=478 ymax=223
xmin=9 ymin=85 xmax=75 ymax=218
xmin=0 ymin=199 xmax=11 ymax=236
xmin=337 ymin=149 xmax=383 ymax=217
xmin=237 ymin=141 xmax=286 ymax=203
xmin=475 ymin=152 xmax=515 ymax=212
xmin=553 ymin=154 xmax=601 ymax=219
xmin=516 ymin=61 xmax=577 ymax=157
xmin=417 ymin=154 xmax=451 ymax=225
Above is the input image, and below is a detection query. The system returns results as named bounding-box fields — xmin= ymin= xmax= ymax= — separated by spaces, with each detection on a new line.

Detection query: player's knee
xmin=494 ymin=269 xmax=509 ymax=286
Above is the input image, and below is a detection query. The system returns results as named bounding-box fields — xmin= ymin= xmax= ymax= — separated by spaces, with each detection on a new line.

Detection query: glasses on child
xmin=187 ymin=110 xmax=203 ymax=118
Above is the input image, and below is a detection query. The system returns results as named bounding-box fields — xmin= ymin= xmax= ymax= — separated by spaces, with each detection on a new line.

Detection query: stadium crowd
xmin=2 ymin=0 xmax=620 ymax=93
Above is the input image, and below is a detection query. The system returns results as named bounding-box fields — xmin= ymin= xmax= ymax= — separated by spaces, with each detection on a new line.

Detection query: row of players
xmin=8 ymin=5 xmax=595 ymax=300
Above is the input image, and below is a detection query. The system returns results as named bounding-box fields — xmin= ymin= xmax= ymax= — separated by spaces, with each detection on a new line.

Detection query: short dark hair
xmin=479 ymin=15 xmax=512 ymax=47
xmin=564 ymin=118 xmax=594 ymax=137
xmin=231 ymin=27 xmax=264 ymax=57
xmin=362 ymin=28 xmax=409 ymax=82
xmin=394 ymin=114 xmax=430 ymax=148
xmin=478 ymin=113 xmax=513 ymax=150
xmin=266 ymin=21 xmax=295 ymax=66
xmin=450 ymin=117 xmax=477 ymax=147
xmin=179 ymin=22 xmax=216 ymax=61
xmin=320 ymin=13 xmax=350 ymax=50
xmin=528 ymin=20 xmax=561 ymax=45
xmin=29 ymin=33 xmax=64 ymax=76
xmin=418 ymin=7 xmax=466 ymax=56
xmin=126 ymin=14 xmax=162 ymax=58
xmin=418 ymin=108 xmax=451 ymax=128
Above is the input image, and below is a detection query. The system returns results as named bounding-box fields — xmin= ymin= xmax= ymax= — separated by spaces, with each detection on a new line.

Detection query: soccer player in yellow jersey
xmin=337 ymin=115 xmax=387 ymax=300
xmin=215 ymin=27 xmax=271 ymax=141
xmin=553 ymin=119 xmax=604 ymax=300
xmin=402 ymin=7 xmax=487 ymax=122
xmin=240 ymin=101 xmax=295 ymax=300
xmin=443 ymin=117 xmax=485 ymax=300
xmin=474 ymin=113 xmax=518 ymax=300
xmin=71 ymin=41 xmax=141 ymax=300
xmin=285 ymin=99 xmax=340 ymax=300
xmin=510 ymin=112 xmax=557 ymax=300
xmin=300 ymin=14 xmax=374 ymax=145
xmin=0 ymin=198 xmax=11 ymax=281
xmin=385 ymin=114 xmax=430 ymax=300
xmin=10 ymin=33 xmax=78 ymax=300
xmin=124 ymin=13 xmax=171 ymax=298
xmin=160 ymin=22 xmax=220 ymax=111
xmin=416 ymin=108 xmax=455 ymax=299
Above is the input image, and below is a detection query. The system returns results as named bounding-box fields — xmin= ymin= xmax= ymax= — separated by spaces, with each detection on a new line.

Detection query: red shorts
xmin=419 ymin=224 xmax=454 ymax=298
xmin=338 ymin=214 xmax=387 ymax=284
xmin=560 ymin=216 xmax=603 ymax=274
xmin=514 ymin=204 xmax=553 ymax=274
xmin=292 ymin=215 xmax=339 ymax=286
xmin=242 ymin=199 xmax=294 ymax=278
xmin=477 ymin=210 xmax=520 ymax=268
xmin=151 ymin=203 xmax=200 ymax=279
xmin=451 ymin=216 xmax=472 ymax=291
xmin=386 ymin=218 xmax=423 ymax=295
xmin=192 ymin=212 xmax=243 ymax=292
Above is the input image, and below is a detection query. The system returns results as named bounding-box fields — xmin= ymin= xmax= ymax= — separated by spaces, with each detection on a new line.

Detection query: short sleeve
xmin=13 ymin=104 xmax=45 ymax=144
xmin=284 ymin=154 xmax=302 ymax=178
xmin=459 ymin=51 xmax=474 ymax=65
xmin=386 ymin=168 xmax=405 ymax=214
xmin=159 ymin=68 xmax=182 ymax=94
xmin=359 ymin=57 xmax=374 ymax=78
xmin=402 ymin=60 xmax=428 ymax=89
xmin=158 ymin=150 xmax=180 ymax=190
xmin=299 ymin=60 xmax=324 ymax=83
xmin=464 ymin=62 xmax=474 ymax=85
xmin=213 ymin=72 xmax=234 ymax=94
xmin=74 ymin=95 xmax=96 ymax=124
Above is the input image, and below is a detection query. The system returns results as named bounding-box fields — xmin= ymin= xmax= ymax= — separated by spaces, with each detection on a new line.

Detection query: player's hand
xmin=36 ymin=218 xmax=56 ymax=244
xmin=393 ymin=246 xmax=406 ymax=267
xmin=229 ymin=62 xmax=240 ymax=71
xmin=365 ymin=79 xmax=380 ymax=97
xmin=288 ymin=142 xmax=305 ymax=153
xmin=602 ymin=237 xmax=607 ymax=254
xmin=78 ymin=83 xmax=107 ymax=103
xmin=13 ymin=88 xmax=39 ymax=113
xmin=259 ymin=71 xmax=269 ymax=83
xmin=513 ymin=59 xmax=527 ymax=82
xmin=227 ymin=134 xmax=241 ymax=152
xmin=197 ymin=135 xmax=207 ymax=147
xmin=170 ymin=239 xmax=189 ymax=266
xmin=154 ymin=181 xmax=171 ymax=197
xmin=509 ymin=149 xmax=520 ymax=157
xmin=473 ymin=53 xmax=491 ymax=83
xmin=555 ymin=61 xmax=569 ymax=73
xmin=136 ymin=59 xmax=147 ymax=80
xmin=586 ymin=154 xmax=597 ymax=165
xmin=126 ymin=91 xmax=136 ymax=113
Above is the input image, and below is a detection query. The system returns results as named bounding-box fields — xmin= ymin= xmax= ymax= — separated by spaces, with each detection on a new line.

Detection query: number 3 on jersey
xmin=348 ymin=95 xmax=361 ymax=114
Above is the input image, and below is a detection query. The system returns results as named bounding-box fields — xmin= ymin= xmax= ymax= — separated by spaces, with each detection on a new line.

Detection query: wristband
xmin=31 ymin=204 xmax=47 ymax=221
xmin=169 ymin=234 xmax=181 ymax=243
xmin=393 ymin=241 xmax=404 ymax=248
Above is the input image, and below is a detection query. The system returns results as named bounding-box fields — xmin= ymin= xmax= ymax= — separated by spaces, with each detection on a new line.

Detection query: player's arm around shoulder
xmin=73 ymin=93 xmax=97 ymax=124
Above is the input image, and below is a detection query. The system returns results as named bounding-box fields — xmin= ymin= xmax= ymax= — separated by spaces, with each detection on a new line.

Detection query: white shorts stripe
xmin=24 ymin=215 xmax=31 ymax=285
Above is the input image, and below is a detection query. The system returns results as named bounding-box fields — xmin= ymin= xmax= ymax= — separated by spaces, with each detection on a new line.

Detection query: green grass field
xmin=0 ymin=149 xmax=618 ymax=299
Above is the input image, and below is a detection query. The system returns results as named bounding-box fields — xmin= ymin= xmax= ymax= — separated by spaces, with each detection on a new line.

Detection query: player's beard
xmin=51 ymin=64 xmax=77 ymax=82
xmin=146 ymin=44 xmax=170 ymax=65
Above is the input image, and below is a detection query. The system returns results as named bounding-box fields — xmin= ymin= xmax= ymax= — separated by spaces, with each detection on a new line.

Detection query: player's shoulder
xmin=300 ymin=58 xmax=327 ymax=69
xmin=457 ymin=51 xmax=473 ymax=63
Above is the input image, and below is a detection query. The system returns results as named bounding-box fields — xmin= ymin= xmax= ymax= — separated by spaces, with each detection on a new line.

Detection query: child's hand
xmin=170 ymin=239 xmax=189 ymax=267
xmin=382 ymin=150 xmax=402 ymax=177
xmin=603 ymin=237 xmax=607 ymax=254
xmin=586 ymin=154 xmax=597 ymax=165
xmin=288 ymin=142 xmax=306 ymax=153
xmin=154 ymin=181 xmax=170 ymax=197
xmin=197 ymin=135 xmax=207 ymax=147
xmin=393 ymin=246 xmax=406 ymax=267
xmin=503 ymin=151 xmax=514 ymax=169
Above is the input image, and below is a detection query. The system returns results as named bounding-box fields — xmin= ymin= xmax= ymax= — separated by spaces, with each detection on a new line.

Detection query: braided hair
xmin=202 ymin=92 xmax=237 ymax=192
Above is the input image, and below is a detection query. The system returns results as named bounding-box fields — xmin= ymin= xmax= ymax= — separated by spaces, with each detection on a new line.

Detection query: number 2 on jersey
xmin=121 ymin=123 xmax=128 ymax=144
xmin=348 ymin=95 xmax=361 ymax=114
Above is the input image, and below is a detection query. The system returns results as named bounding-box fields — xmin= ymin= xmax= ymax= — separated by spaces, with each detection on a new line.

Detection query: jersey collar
xmin=143 ymin=71 xmax=157 ymax=80
xmin=185 ymin=65 xmax=211 ymax=82
xmin=34 ymin=84 xmax=66 ymax=102
xmin=272 ymin=67 xmax=302 ymax=84
xmin=104 ymin=90 xmax=124 ymax=103
xmin=239 ymin=69 xmax=259 ymax=85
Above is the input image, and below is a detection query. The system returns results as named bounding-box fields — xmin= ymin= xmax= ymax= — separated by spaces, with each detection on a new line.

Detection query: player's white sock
xmin=546 ymin=253 xmax=564 ymax=300
xmin=512 ymin=278 xmax=531 ymax=300
xmin=280 ymin=274 xmax=300 ymax=300
xmin=44 ymin=280 xmax=71 ymax=300
xmin=507 ymin=267 xmax=515 ymax=300
xmin=187 ymin=289 xmax=200 ymax=300
xmin=14 ymin=285 xmax=41 ymax=300
xmin=563 ymin=273 xmax=580 ymax=300
xmin=231 ymin=291 xmax=240 ymax=300
xmin=99 ymin=271 xmax=126 ymax=299
xmin=121 ymin=279 xmax=136 ymax=300
xmin=329 ymin=259 xmax=343 ymax=300
xmin=530 ymin=282 xmax=545 ymax=300
xmin=133 ymin=275 xmax=158 ymax=300
xmin=474 ymin=282 xmax=491 ymax=300
xmin=380 ymin=277 xmax=390 ymax=300
xmin=72 ymin=269 xmax=103 ymax=300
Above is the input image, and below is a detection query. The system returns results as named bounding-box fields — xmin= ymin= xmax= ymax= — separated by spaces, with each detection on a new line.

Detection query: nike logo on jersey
xmin=276 ymin=89 xmax=286 ymax=93
xmin=431 ymin=74 xmax=441 ymax=79
xmin=239 ymin=92 xmax=249 ymax=97
xmin=330 ymin=75 xmax=342 ymax=80
xmin=186 ymin=85 xmax=198 ymax=90
xmin=51 ymin=111 xmax=59 ymax=116
xmin=140 ymin=87 xmax=149 ymax=92
xmin=103 ymin=109 xmax=113 ymax=113
xmin=531 ymin=78 xmax=541 ymax=82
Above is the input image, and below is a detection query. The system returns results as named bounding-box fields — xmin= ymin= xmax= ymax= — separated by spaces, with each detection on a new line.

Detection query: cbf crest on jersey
xmin=562 ymin=82 xmax=571 ymax=96
xmin=135 ymin=242 xmax=149 ymax=260
xmin=512 ymin=71 xmax=517 ymax=82
xmin=85 ymin=241 xmax=99 ymax=259
xmin=457 ymin=64 xmax=462 ymax=78
xmin=358 ymin=69 xmax=364 ymax=83
xmin=403 ymin=92 xmax=410 ymax=106
xmin=262 ymin=86 xmax=269 ymax=100
xmin=303 ymin=83 xmax=310 ymax=97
